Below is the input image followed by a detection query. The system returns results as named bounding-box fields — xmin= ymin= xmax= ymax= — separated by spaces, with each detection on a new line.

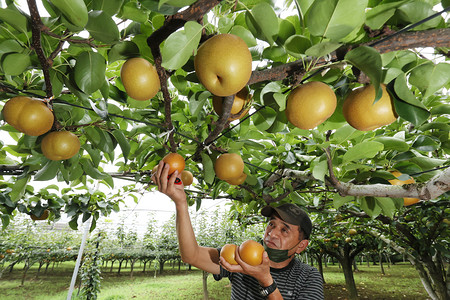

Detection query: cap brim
xmin=261 ymin=205 xmax=297 ymax=225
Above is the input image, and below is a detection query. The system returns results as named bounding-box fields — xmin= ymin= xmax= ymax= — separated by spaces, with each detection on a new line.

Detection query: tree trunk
xmin=353 ymin=259 xmax=359 ymax=272
xmin=130 ymin=259 xmax=136 ymax=277
xmin=385 ymin=253 xmax=391 ymax=268
xmin=379 ymin=252 xmax=385 ymax=275
xmin=21 ymin=259 xmax=30 ymax=286
xmin=341 ymin=255 xmax=358 ymax=300
xmin=202 ymin=270 xmax=209 ymax=300
xmin=110 ymin=261 xmax=115 ymax=272
xmin=37 ymin=261 xmax=44 ymax=273
xmin=159 ymin=259 xmax=165 ymax=274
xmin=118 ymin=260 xmax=123 ymax=274
xmin=316 ymin=254 xmax=325 ymax=284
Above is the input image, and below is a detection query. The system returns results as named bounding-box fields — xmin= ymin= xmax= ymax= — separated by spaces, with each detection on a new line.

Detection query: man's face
xmin=264 ymin=215 xmax=301 ymax=251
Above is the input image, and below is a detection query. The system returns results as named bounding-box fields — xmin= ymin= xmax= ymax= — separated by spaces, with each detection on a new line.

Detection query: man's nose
xmin=268 ymin=227 xmax=281 ymax=238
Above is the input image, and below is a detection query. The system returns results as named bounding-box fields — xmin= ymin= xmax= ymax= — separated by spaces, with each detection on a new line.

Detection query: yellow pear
xmin=121 ymin=58 xmax=160 ymax=101
xmin=343 ymin=84 xmax=397 ymax=131
xmin=194 ymin=34 xmax=252 ymax=97
xmin=285 ymin=81 xmax=337 ymax=129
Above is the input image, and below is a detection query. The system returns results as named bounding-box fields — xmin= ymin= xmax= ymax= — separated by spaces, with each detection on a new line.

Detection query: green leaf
xmin=218 ymin=17 xmax=233 ymax=34
xmin=160 ymin=0 xmax=197 ymax=8
xmin=276 ymin=18 xmax=296 ymax=46
xmin=345 ymin=46 xmax=383 ymax=102
xmin=365 ymin=0 xmax=409 ymax=29
xmin=81 ymin=158 xmax=108 ymax=179
xmin=34 ymin=160 xmax=61 ymax=181
xmin=392 ymin=76 xmax=430 ymax=126
xmin=307 ymin=0 xmax=368 ymax=41
xmin=397 ymin=2 xmax=442 ymax=30
xmin=121 ymin=2 xmax=150 ymax=21
xmin=108 ymin=41 xmax=140 ymax=63
xmin=273 ymin=93 xmax=287 ymax=111
xmin=171 ymin=75 xmax=188 ymax=93
xmin=112 ymin=129 xmax=131 ymax=162
xmin=74 ymin=51 xmax=106 ymax=95
xmin=229 ymin=25 xmax=257 ymax=47
xmin=86 ymin=11 xmax=120 ymax=43
xmin=92 ymin=0 xmax=123 ymax=16
xmin=0 ymin=39 xmax=24 ymax=55
xmin=430 ymin=104 xmax=450 ymax=115
xmin=409 ymin=62 xmax=450 ymax=98
xmin=409 ymin=157 xmax=446 ymax=170
xmin=161 ymin=21 xmax=202 ymax=70
xmin=284 ymin=35 xmax=312 ymax=57
xmin=242 ymin=140 xmax=266 ymax=150
xmin=331 ymin=124 xmax=362 ymax=144
xmin=245 ymin=2 xmax=279 ymax=45
xmin=139 ymin=0 xmax=178 ymax=16
xmin=360 ymin=197 xmax=382 ymax=218
xmin=1 ymin=214 xmax=10 ymax=230
xmin=343 ymin=141 xmax=384 ymax=162
xmin=82 ymin=143 xmax=102 ymax=167
xmin=69 ymin=216 xmax=79 ymax=230
xmin=312 ymin=159 xmax=328 ymax=182
xmin=253 ymin=106 xmax=277 ymax=131
xmin=0 ymin=6 xmax=29 ymax=33
xmin=373 ymin=136 xmax=409 ymax=152
xmin=85 ymin=127 xmax=114 ymax=154
xmin=9 ymin=175 xmax=30 ymax=202
xmin=375 ymin=197 xmax=397 ymax=218
xmin=305 ymin=41 xmax=342 ymax=58
xmin=412 ymin=135 xmax=440 ymax=152
xmin=51 ymin=0 xmax=89 ymax=28
xmin=2 ymin=53 xmax=31 ymax=76
xmin=189 ymin=91 xmax=210 ymax=116
xmin=201 ymin=153 xmax=214 ymax=184
xmin=333 ymin=195 xmax=354 ymax=209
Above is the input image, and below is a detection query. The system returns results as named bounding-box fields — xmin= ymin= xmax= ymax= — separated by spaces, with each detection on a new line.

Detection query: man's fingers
xmin=168 ymin=170 xmax=178 ymax=185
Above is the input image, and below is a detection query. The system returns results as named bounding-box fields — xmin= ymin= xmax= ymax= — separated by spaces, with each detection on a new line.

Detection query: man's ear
xmin=296 ymin=239 xmax=309 ymax=254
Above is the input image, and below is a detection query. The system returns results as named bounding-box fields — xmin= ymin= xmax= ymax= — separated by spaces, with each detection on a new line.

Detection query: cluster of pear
xmin=214 ymin=153 xmax=247 ymax=185
xmin=195 ymin=34 xmax=253 ymax=121
xmin=2 ymin=96 xmax=80 ymax=161
xmin=286 ymin=81 xmax=398 ymax=131
xmin=120 ymin=34 xmax=252 ymax=121
xmin=152 ymin=152 xmax=194 ymax=186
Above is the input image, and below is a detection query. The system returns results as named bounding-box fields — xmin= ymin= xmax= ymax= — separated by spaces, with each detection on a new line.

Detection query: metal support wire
xmin=369 ymin=6 xmax=450 ymax=47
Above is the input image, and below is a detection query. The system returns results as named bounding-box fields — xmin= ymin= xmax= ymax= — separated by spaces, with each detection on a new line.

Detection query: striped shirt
xmin=213 ymin=256 xmax=324 ymax=299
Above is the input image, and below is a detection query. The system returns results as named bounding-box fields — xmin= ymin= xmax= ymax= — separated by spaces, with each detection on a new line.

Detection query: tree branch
xmin=192 ymin=95 xmax=234 ymax=160
xmin=326 ymin=167 xmax=450 ymax=200
xmin=27 ymin=0 xmax=52 ymax=97
xmin=146 ymin=0 xmax=223 ymax=152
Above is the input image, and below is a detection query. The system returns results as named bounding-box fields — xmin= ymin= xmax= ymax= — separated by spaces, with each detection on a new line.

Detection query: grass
xmin=0 ymin=261 xmax=430 ymax=299
xmin=323 ymin=263 xmax=430 ymax=299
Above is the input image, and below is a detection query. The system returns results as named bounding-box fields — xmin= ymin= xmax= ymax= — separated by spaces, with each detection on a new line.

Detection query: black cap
xmin=261 ymin=203 xmax=312 ymax=239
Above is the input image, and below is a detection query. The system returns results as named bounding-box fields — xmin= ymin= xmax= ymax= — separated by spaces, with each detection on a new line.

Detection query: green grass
xmin=0 ymin=261 xmax=430 ymax=299
xmin=323 ymin=263 xmax=430 ymax=299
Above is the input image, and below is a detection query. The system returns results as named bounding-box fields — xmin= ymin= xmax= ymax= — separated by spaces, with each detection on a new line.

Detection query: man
xmin=152 ymin=161 xmax=324 ymax=299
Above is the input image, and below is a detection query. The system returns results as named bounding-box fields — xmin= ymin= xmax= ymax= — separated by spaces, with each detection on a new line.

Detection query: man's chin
xmin=264 ymin=240 xmax=279 ymax=248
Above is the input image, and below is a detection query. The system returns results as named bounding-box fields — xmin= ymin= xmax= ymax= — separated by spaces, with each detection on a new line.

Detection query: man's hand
xmin=152 ymin=161 xmax=186 ymax=205
xmin=219 ymin=246 xmax=273 ymax=287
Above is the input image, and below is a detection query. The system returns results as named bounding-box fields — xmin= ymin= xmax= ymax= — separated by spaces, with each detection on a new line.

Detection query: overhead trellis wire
xmin=369 ymin=6 xmax=450 ymax=47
